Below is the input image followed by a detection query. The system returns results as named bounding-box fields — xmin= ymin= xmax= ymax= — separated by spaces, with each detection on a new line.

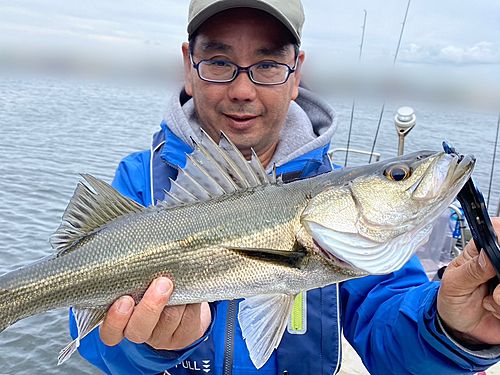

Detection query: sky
xmin=0 ymin=0 xmax=499 ymax=103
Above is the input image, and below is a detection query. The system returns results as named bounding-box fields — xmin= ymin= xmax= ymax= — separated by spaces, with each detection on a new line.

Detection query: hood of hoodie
xmin=162 ymin=87 xmax=337 ymax=171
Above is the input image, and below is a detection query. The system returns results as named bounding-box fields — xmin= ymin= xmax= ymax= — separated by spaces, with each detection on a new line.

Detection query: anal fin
xmin=58 ymin=306 xmax=107 ymax=365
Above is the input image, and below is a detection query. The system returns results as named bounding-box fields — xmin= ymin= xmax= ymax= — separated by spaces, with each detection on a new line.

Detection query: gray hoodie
xmin=163 ymin=87 xmax=337 ymax=169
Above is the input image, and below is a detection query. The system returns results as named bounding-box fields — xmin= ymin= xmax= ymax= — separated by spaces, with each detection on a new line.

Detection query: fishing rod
xmin=368 ymin=0 xmax=412 ymax=163
xmin=344 ymin=9 xmax=368 ymax=167
xmin=487 ymin=111 xmax=500 ymax=210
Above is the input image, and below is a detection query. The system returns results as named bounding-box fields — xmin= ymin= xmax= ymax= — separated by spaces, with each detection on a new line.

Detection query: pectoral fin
xmin=238 ymin=294 xmax=296 ymax=369
xmin=225 ymin=246 xmax=306 ymax=268
xmin=58 ymin=306 xmax=107 ymax=365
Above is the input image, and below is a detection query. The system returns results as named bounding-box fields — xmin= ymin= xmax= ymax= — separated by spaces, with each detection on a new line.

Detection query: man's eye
xmin=256 ymin=62 xmax=279 ymax=70
xmin=207 ymin=60 xmax=231 ymax=67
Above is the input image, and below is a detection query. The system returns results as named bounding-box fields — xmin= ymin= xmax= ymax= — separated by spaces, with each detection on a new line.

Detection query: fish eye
xmin=384 ymin=164 xmax=412 ymax=181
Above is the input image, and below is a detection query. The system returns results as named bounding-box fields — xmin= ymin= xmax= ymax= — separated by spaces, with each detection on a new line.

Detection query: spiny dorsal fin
xmin=250 ymin=148 xmax=270 ymax=185
xmin=50 ymin=174 xmax=144 ymax=255
xmin=158 ymin=129 xmax=274 ymax=209
xmin=198 ymin=129 xmax=249 ymax=189
xmin=190 ymin=136 xmax=239 ymax=193
xmin=219 ymin=132 xmax=259 ymax=187
xmin=271 ymin=164 xmax=278 ymax=184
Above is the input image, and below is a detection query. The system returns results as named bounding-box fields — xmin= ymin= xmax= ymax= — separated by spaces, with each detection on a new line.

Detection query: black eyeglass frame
xmin=189 ymin=54 xmax=299 ymax=86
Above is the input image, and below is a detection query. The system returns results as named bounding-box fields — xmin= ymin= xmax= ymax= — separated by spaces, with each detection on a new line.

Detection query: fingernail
xmin=156 ymin=277 xmax=171 ymax=295
xmin=478 ymin=251 xmax=487 ymax=271
xmin=117 ymin=297 xmax=133 ymax=314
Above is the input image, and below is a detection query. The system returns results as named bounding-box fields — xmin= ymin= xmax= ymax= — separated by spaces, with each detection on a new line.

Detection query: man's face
xmin=182 ymin=8 xmax=304 ymax=165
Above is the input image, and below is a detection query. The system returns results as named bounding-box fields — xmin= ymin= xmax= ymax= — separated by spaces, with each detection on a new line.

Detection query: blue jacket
xmin=71 ymin=123 xmax=498 ymax=375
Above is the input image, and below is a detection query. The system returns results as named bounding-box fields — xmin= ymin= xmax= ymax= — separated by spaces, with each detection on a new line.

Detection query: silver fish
xmin=0 ymin=131 xmax=474 ymax=369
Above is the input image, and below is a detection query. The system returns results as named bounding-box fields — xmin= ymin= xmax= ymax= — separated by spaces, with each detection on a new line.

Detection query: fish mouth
xmin=410 ymin=152 xmax=475 ymax=201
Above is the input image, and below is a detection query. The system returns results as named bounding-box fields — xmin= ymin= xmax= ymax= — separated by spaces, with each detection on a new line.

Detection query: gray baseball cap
xmin=187 ymin=0 xmax=305 ymax=45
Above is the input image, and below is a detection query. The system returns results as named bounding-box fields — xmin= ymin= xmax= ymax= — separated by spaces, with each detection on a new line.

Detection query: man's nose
xmin=227 ymin=70 xmax=257 ymax=102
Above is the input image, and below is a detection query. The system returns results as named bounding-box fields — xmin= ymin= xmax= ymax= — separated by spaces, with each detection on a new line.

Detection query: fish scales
xmin=0 ymin=176 xmax=345 ymax=327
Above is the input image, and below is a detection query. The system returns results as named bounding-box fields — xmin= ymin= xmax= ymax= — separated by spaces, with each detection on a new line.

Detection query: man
xmin=71 ymin=0 xmax=500 ymax=373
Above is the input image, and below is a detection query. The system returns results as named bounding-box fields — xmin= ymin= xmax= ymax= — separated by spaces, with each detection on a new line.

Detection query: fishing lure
xmin=443 ymin=141 xmax=500 ymax=283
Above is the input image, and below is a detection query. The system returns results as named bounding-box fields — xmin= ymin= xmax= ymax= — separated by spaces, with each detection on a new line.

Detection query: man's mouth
xmin=224 ymin=113 xmax=258 ymax=124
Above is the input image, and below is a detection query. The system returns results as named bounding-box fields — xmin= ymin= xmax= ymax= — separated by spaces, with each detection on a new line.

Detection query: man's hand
xmin=99 ymin=277 xmax=212 ymax=350
xmin=437 ymin=217 xmax=500 ymax=345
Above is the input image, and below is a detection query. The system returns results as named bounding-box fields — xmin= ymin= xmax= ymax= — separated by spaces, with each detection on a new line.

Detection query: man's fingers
xmin=494 ymin=284 xmax=500 ymax=305
xmin=171 ymin=303 xmax=203 ymax=347
xmin=148 ymin=302 xmax=211 ymax=350
xmin=483 ymin=295 xmax=500 ymax=320
xmin=450 ymin=217 xmax=500 ymax=270
xmin=453 ymin=251 xmax=497 ymax=291
xmin=100 ymin=296 xmax=135 ymax=346
xmin=124 ymin=277 xmax=173 ymax=343
xmin=147 ymin=304 xmax=188 ymax=349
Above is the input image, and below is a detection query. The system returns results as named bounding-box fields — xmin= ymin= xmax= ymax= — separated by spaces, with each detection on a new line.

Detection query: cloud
xmin=400 ymin=41 xmax=500 ymax=65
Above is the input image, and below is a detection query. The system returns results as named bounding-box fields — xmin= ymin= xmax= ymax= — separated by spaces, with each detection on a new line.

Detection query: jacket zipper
xmin=223 ymin=300 xmax=237 ymax=375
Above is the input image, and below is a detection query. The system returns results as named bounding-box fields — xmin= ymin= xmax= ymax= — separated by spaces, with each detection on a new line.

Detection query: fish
xmin=0 ymin=130 xmax=475 ymax=369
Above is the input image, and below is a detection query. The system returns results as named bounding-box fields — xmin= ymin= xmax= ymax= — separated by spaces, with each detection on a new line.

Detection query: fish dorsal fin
xmin=158 ymin=129 xmax=274 ymax=208
xmin=58 ymin=306 xmax=106 ymax=365
xmin=250 ymin=148 xmax=271 ymax=185
xmin=219 ymin=132 xmax=260 ymax=187
xmin=239 ymin=294 xmax=296 ymax=369
xmin=50 ymin=174 xmax=144 ymax=255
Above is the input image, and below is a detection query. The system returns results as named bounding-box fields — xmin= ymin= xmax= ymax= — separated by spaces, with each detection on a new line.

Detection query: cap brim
xmin=188 ymin=0 xmax=300 ymax=44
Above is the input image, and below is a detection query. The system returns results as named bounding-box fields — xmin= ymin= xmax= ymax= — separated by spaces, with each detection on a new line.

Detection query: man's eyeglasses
xmin=190 ymin=55 xmax=298 ymax=85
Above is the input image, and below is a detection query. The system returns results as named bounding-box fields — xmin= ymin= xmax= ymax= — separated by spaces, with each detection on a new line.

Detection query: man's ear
xmin=182 ymin=42 xmax=193 ymax=96
xmin=291 ymin=51 xmax=305 ymax=100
